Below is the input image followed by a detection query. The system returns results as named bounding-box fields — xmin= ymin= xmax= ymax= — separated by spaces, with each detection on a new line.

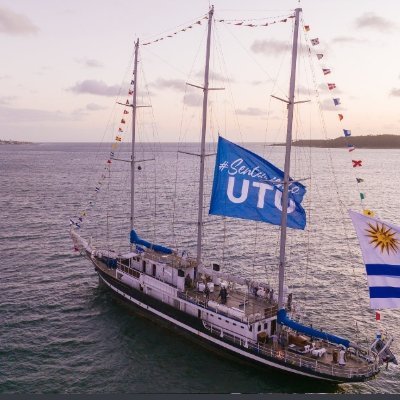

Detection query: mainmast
xmin=277 ymin=8 xmax=302 ymax=311
xmin=196 ymin=6 xmax=214 ymax=269
xmin=130 ymin=39 xmax=139 ymax=235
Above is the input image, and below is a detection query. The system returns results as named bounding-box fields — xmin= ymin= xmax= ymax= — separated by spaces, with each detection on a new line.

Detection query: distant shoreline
xmin=1 ymin=134 xmax=400 ymax=148
xmin=275 ymin=134 xmax=400 ymax=149
xmin=0 ymin=140 xmax=33 ymax=145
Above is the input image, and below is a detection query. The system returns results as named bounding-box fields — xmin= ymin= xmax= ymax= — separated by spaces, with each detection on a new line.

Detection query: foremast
xmin=196 ymin=6 xmax=214 ymax=270
xmin=130 ymin=39 xmax=139 ymax=237
xmin=277 ymin=8 xmax=302 ymax=312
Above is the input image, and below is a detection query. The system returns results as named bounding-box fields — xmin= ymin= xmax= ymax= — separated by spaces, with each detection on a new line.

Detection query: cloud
xmin=0 ymin=106 xmax=73 ymax=122
xmin=0 ymin=6 xmax=39 ymax=35
xmin=331 ymin=36 xmax=365 ymax=44
xmin=195 ymin=70 xmax=233 ymax=83
xmin=183 ymin=93 xmax=202 ymax=107
xmin=86 ymin=103 xmax=107 ymax=111
xmin=0 ymin=96 xmax=16 ymax=105
xmin=153 ymin=78 xmax=186 ymax=91
xmin=251 ymin=39 xmax=290 ymax=55
xmin=236 ymin=107 xmax=265 ymax=116
xmin=390 ymin=88 xmax=400 ymax=97
xmin=68 ymin=80 xmax=120 ymax=96
xmin=296 ymin=85 xmax=312 ymax=96
xmin=71 ymin=108 xmax=88 ymax=120
xmin=320 ymin=98 xmax=344 ymax=111
xmin=76 ymin=58 xmax=103 ymax=68
xmin=355 ymin=12 xmax=396 ymax=32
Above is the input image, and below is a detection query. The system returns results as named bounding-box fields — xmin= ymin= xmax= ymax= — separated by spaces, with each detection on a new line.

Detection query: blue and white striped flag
xmin=349 ymin=210 xmax=400 ymax=309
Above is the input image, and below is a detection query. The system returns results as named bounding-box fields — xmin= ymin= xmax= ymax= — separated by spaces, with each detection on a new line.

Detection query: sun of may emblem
xmin=365 ymin=222 xmax=399 ymax=254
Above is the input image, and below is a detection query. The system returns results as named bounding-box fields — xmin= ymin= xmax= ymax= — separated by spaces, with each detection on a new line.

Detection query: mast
xmin=196 ymin=6 xmax=214 ymax=269
xmin=130 ymin=38 xmax=139 ymax=235
xmin=277 ymin=8 xmax=302 ymax=311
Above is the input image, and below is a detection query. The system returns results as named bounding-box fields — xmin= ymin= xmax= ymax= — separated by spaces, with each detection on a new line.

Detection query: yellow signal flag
xmin=363 ymin=209 xmax=375 ymax=217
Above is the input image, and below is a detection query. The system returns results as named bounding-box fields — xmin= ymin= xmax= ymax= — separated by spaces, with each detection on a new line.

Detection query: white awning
xmin=119 ymin=252 xmax=138 ymax=259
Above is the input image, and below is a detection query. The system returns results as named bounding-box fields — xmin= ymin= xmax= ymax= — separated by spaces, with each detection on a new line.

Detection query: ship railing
xmin=178 ymin=292 xmax=252 ymax=323
xmin=141 ymin=251 xmax=197 ymax=269
xmin=178 ymin=291 xmax=274 ymax=324
xmin=250 ymin=341 xmax=379 ymax=379
xmin=264 ymin=304 xmax=279 ymax=319
xmin=204 ymin=322 xmax=379 ymax=379
xmin=178 ymin=291 xmax=207 ymax=308
xmin=118 ymin=262 xmax=180 ymax=291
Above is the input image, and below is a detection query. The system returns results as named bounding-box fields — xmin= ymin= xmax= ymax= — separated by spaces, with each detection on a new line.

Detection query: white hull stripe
xmin=99 ymin=274 xmax=337 ymax=382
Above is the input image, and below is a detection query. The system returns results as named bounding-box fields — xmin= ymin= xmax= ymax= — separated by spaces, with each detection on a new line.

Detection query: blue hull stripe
xmin=366 ymin=264 xmax=400 ymax=276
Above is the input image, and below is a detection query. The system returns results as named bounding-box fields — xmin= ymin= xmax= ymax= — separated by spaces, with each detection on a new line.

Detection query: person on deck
xmin=204 ymin=285 xmax=210 ymax=304
xmin=185 ymin=274 xmax=192 ymax=288
xmin=339 ymin=347 xmax=346 ymax=366
xmin=218 ymin=287 xmax=227 ymax=304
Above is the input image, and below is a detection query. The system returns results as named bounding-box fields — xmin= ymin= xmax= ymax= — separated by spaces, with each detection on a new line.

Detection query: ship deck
xmin=183 ymin=282 xmax=277 ymax=319
xmin=183 ymin=282 xmax=377 ymax=379
xmin=142 ymin=249 xmax=197 ymax=269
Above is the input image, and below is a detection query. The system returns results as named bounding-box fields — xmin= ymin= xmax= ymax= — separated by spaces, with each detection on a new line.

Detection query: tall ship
xmin=70 ymin=6 xmax=397 ymax=382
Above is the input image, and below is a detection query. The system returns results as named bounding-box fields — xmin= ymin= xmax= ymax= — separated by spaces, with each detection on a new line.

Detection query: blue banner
xmin=209 ymin=136 xmax=306 ymax=230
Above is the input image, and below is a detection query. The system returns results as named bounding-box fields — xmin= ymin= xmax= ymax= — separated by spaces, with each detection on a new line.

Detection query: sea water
xmin=0 ymin=142 xmax=399 ymax=394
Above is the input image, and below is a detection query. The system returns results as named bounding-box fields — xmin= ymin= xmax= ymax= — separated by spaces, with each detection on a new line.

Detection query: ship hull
xmin=94 ymin=266 xmax=378 ymax=384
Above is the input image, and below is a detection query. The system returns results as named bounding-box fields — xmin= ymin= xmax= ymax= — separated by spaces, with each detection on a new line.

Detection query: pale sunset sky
xmin=1 ymin=0 xmax=399 ymax=142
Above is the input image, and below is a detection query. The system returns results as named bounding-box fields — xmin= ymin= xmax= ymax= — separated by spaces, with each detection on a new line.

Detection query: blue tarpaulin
xmin=130 ymin=229 xmax=173 ymax=255
xmin=277 ymin=309 xmax=350 ymax=348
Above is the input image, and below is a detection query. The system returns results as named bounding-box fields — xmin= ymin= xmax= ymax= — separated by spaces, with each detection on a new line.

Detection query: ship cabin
xmin=100 ymin=248 xmax=280 ymax=344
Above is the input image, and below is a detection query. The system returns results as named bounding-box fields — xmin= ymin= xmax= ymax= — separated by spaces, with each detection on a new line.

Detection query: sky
xmin=0 ymin=0 xmax=399 ymax=142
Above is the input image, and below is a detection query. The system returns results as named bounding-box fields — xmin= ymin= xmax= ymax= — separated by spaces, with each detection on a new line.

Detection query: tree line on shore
xmin=287 ymin=134 xmax=400 ymax=149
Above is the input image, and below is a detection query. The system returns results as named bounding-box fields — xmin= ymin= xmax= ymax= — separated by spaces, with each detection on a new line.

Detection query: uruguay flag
xmin=349 ymin=210 xmax=400 ymax=309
